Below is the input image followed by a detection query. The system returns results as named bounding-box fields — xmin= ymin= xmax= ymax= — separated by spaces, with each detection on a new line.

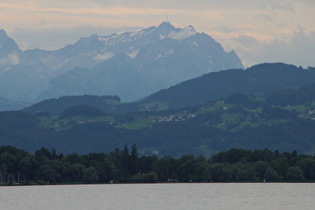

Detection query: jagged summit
xmin=0 ymin=29 xmax=22 ymax=62
xmin=156 ymin=21 xmax=176 ymax=32
xmin=187 ymin=25 xmax=195 ymax=30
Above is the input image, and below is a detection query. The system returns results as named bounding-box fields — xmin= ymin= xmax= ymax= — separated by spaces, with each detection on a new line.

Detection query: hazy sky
xmin=1 ymin=0 xmax=314 ymax=67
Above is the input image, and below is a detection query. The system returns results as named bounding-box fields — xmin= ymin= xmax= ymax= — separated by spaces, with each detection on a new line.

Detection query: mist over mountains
xmin=0 ymin=22 xmax=243 ymax=105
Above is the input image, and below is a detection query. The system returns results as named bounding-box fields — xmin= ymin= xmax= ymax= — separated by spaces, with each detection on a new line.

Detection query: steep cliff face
xmin=0 ymin=29 xmax=22 ymax=72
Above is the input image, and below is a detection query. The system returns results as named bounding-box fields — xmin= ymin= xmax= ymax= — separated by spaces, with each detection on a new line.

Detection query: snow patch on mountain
xmin=98 ymin=35 xmax=118 ymax=46
xmin=93 ymin=52 xmax=115 ymax=61
xmin=192 ymin=41 xmax=199 ymax=47
xmin=155 ymin=49 xmax=174 ymax=60
xmin=209 ymin=56 xmax=213 ymax=64
xmin=159 ymin=34 xmax=166 ymax=40
xmin=129 ymin=28 xmax=154 ymax=38
xmin=99 ymin=29 xmax=151 ymax=46
xmin=127 ymin=50 xmax=140 ymax=59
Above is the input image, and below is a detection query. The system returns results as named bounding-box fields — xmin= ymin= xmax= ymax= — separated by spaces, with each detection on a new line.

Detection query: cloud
xmin=0 ymin=53 xmax=20 ymax=66
xmin=259 ymin=28 xmax=315 ymax=67
xmin=222 ymin=28 xmax=315 ymax=68
xmin=259 ymin=0 xmax=294 ymax=12
xmin=1 ymin=0 xmax=314 ymax=68
xmin=91 ymin=0 xmax=259 ymax=10
xmin=310 ymin=31 xmax=315 ymax=42
xmin=167 ymin=26 xmax=196 ymax=40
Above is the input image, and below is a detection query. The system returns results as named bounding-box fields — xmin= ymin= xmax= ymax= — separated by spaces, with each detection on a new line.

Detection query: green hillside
xmin=2 ymin=80 xmax=315 ymax=157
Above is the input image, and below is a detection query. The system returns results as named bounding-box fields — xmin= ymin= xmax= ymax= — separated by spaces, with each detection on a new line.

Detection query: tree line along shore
xmin=1 ymin=145 xmax=315 ymax=185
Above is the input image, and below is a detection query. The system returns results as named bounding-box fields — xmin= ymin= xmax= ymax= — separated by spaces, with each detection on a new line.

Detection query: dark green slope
xmin=137 ymin=63 xmax=315 ymax=109
xmin=23 ymin=95 xmax=121 ymax=115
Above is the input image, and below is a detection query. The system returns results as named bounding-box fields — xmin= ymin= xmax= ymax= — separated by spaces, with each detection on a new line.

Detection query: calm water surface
xmin=1 ymin=183 xmax=314 ymax=210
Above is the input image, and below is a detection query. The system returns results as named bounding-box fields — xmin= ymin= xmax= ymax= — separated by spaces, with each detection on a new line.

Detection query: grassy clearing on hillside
xmin=38 ymin=116 xmax=58 ymax=127
xmin=221 ymin=112 xmax=244 ymax=123
xmin=139 ymin=101 xmax=170 ymax=111
xmin=194 ymin=101 xmax=227 ymax=115
xmin=118 ymin=117 xmax=153 ymax=129
xmin=244 ymin=119 xmax=292 ymax=128
xmin=38 ymin=115 xmax=116 ymax=130
xmin=105 ymin=99 xmax=121 ymax=106
xmin=284 ymin=104 xmax=309 ymax=113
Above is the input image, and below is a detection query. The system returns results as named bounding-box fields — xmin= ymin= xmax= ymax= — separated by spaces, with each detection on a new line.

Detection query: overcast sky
xmin=1 ymin=0 xmax=314 ymax=67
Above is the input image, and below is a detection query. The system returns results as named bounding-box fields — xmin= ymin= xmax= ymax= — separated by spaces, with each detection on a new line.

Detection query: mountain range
xmin=0 ymin=22 xmax=243 ymax=105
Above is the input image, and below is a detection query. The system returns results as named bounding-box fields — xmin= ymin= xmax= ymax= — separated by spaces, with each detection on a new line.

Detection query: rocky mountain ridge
xmin=0 ymin=22 xmax=243 ymax=104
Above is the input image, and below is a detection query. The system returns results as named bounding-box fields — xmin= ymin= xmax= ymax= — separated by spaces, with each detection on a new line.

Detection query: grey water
xmin=0 ymin=183 xmax=314 ymax=210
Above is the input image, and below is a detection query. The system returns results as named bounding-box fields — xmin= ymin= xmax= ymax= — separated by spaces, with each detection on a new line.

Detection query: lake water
xmin=0 ymin=183 xmax=314 ymax=210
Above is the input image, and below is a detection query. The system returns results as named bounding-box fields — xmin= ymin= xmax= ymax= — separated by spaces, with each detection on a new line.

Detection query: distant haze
xmin=0 ymin=0 xmax=314 ymax=68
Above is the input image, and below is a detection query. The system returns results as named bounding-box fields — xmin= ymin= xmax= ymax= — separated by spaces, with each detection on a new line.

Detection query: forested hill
xmin=23 ymin=95 xmax=121 ymax=115
xmin=3 ymin=81 xmax=315 ymax=156
xmin=136 ymin=63 xmax=315 ymax=109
